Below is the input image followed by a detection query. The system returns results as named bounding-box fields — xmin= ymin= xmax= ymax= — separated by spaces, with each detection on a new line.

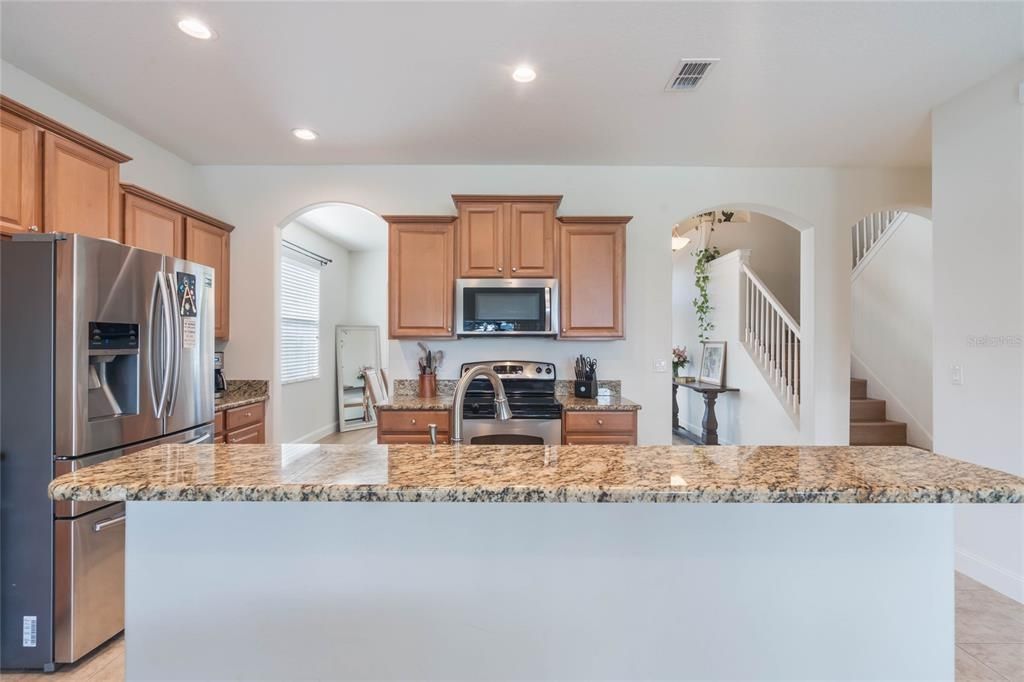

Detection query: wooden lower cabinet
xmin=377 ymin=409 xmax=451 ymax=444
xmin=215 ymin=401 xmax=267 ymax=444
xmin=562 ymin=410 xmax=637 ymax=445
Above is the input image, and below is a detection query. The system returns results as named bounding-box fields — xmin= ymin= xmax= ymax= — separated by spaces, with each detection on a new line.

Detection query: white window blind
xmin=280 ymin=254 xmax=321 ymax=384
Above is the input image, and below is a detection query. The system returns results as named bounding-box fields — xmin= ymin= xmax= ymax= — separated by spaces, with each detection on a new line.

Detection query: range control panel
xmin=460 ymin=361 xmax=556 ymax=380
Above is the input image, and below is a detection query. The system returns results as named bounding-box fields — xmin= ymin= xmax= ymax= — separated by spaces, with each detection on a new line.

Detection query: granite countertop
xmin=215 ymin=380 xmax=269 ymax=412
xmin=557 ymin=395 xmax=641 ymax=411
xmin=377 ymin=395 xmax=454 ymax=411
xmin=49 ymin=443 xmax=1024 ymax=504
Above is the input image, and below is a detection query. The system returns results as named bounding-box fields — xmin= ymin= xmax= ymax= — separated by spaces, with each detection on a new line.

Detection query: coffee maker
xmin=214 ymin=351 xmax=226 ymax=398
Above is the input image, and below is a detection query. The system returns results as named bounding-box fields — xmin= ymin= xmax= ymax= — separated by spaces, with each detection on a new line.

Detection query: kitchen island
xmin=51 ymin=444 xmax=1024 ymax=681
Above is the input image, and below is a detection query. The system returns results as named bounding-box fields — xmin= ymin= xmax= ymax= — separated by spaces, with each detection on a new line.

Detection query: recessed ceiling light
xmin=512 ymin=65 xmax=536 ymax=83
xmin=291 ymin=128 xmax=318 ymax=141
xmin=177 ymin=17 xmax=216 ymax=40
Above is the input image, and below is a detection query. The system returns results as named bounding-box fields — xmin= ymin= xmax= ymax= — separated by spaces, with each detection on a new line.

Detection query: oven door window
xmin=463 ymin=288 xmax=547 ymax=333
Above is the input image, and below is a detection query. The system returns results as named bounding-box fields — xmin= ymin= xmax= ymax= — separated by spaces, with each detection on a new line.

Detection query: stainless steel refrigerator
xmin=1 ymin=233 xmax=215 ymax=670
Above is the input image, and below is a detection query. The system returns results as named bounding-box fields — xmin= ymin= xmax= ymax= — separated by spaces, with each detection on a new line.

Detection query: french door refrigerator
xmin=1 ymin=233 xmax=215 ymax=670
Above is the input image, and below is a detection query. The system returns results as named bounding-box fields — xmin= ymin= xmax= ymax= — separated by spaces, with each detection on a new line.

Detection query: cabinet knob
xmin=497 ymin=266 xmax=503 ymax=272
xmin=29 ymin=225 xmax=39 ymax=233
xmin=411 ymin=418 xmax=417 ymax=425
xmin=512 ymin=267 xmax=517 ymax=272
xmin=561 ymin=328 xmax=566 ymax=333
xmin=245 ymin=411 xmax=252 ymax=417
xmin=597 ymin=419 xmax=604 ymax=426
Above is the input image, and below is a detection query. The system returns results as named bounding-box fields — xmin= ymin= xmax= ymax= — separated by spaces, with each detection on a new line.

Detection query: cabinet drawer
xmin=226 ymin=423 xmax=262 ymax=444
xmin=563 ymin=434 xmax=636 ymax=446
xmin=378 ymin=410 xmax=450 ymax=434
xmin=377 ymin=433 xmax=451 ymax=445
xmin=563 ymin=411 xmax=635 ymax=433
xmin=225 ymin=401 xmax=264 ymax=431
xmin=214 ymin=410 xmax=225 ymax=435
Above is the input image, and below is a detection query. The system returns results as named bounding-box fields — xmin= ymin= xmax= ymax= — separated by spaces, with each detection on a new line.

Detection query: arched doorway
xmin=670 ymin=206 xmax=806 ymax=446
xmin=273 ymin=202 xmax=388 ymax=444
xmin=848 ymin=207 xmax=933 ymax=449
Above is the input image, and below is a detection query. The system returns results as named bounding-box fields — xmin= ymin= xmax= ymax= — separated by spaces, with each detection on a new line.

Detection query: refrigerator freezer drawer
xmin=53 ymin=503 xmax=125 ymax=663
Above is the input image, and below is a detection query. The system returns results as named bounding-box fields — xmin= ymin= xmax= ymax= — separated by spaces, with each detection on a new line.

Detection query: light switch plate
xmin=653 ymin=359 xmax=668 ymax=373
xmin=951 ymin=364 xmax=963 ymax=386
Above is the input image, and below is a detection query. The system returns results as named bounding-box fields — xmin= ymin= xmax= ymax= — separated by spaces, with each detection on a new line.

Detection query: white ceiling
xmin=292 ymin=203 xmax=388 ymax=251
xmin=2 ymin=2 xmax=1021 ymax=167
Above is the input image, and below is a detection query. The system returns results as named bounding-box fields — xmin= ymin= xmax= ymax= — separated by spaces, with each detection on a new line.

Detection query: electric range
xmin=459 ymin=361 xmax=562 ymax=444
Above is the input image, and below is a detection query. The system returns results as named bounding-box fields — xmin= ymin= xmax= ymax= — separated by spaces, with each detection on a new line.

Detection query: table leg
xmin=672 ymin=384 xmax=679 ymax=431
xmin=701 ymin=391 xmax=720 ymax=445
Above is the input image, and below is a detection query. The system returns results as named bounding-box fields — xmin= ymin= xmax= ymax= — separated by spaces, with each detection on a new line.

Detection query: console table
xmin=673 ymin=380 xmax=739 ymax=445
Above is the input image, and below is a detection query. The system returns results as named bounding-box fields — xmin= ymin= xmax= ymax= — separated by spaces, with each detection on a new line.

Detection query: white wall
xmin=1 ymin=60 xmax=207 ymax=210
xmin=346 ymin=249 xmax=389 ymax=373
xmin=851 ymin=213 xmax=933 ymax=449
xmin=674 ymin=250 xmax=802 ymax=444
xmin=933 ymin=61 xmax=1024 ymax=602
xmin=193 ymin=164 xmax=930 ymax=445
xmin=279 ymin=223 xmax=351 ymax=443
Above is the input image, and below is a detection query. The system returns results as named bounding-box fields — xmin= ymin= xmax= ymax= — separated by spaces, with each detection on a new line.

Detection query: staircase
xmin=851 ymin=210 xmax=904 ymax=272
xmin=849 ymin=378 xmax=907 ymax=445
xmin=741 ymin=263 xmax=800 ymax=417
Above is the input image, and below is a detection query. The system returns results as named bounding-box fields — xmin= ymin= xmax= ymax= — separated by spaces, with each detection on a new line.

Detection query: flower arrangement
xmin=672 ymin=346 xmax=689 ymax=376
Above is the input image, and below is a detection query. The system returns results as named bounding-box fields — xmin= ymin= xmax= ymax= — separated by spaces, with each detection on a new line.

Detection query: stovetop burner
xmin=460 ymin=361 xmax=561 ymax=420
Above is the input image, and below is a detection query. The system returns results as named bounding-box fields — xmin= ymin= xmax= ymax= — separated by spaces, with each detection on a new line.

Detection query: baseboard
xmin=956 ymin=547 xmax=1024 ymax=604
xmin=290 ymin=421 xmax=339 ymax=444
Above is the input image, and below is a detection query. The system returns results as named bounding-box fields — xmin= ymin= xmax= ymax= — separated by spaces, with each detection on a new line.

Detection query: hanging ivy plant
xmin=692 ymin=245 xmax=721 ymax=343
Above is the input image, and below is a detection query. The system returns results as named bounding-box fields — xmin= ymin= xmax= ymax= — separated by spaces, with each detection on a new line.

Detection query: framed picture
xmin=699 ymin=341 xmax=726 ymax=386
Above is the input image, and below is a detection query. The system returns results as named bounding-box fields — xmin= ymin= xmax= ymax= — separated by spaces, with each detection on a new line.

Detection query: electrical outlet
xmin=653 ymin=359 xmax=668 ymax=373
xmin=951 ymin=364 xmax=964 ymax=386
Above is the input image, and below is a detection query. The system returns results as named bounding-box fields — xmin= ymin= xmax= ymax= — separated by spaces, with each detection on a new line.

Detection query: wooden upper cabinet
xmin=457 ymin=202 xmax=505 ymax=278
xmin=508 ymin=202 xmax=556 ymax=278
xmin=43 ymin=131 xmax=120 ymax=240
xmin=454 ymin=195 xmax=561 ymax=279
xmin=123 ymin=190 xmax=184 ymax=257
xmin=2 ymin=96 xmax=130 ymax=240
xmin=185 ymin=217 xmax=231 ymax=340
xmin=558 ymin=217 xmax=630 ymax=339
xmin=0 ymin=110 xmax=40 ymax=236
xmin=386 ymin=216 xmax=456 ymax=338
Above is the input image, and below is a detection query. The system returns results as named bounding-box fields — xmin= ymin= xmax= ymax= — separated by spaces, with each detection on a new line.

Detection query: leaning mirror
xmin=335 ymin=325 xmax=383 ymax=432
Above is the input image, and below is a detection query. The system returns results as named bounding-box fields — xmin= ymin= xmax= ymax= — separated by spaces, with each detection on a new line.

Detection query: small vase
xmin=418 ymin=373 xmax=436 ymax=399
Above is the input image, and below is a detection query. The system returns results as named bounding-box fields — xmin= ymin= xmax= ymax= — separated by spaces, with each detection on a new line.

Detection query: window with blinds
xmin=280 ymin=254 xmax=321 ymax=383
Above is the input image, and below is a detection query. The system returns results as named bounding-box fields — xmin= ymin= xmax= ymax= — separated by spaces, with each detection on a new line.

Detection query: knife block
xmin=573 ymin=380 xmax=598 ymax=399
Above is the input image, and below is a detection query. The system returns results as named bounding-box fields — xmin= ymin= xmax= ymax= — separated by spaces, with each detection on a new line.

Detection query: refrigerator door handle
xmin=156 ymin=272 xmax=174 ymax=417
xmin=148 ymin=272 xmax=163 ymax=416
xmin=166 ymin=273 xmax=182 ymax=415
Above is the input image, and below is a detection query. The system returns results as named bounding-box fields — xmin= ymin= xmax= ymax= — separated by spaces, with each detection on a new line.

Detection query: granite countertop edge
xmin=377 ymin=396 xmax=641 ymax=411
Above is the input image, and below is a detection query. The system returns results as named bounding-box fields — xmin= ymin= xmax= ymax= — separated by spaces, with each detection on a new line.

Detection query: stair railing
xmin=741 ymin=263 xmax=801 ymax=413
xmin=851 ymin=210 xmax=903 ymax=269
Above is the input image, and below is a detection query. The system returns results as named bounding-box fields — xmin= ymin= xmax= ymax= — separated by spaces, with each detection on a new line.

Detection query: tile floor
xmin=1 ymin=577 xmax=1019 ymax=680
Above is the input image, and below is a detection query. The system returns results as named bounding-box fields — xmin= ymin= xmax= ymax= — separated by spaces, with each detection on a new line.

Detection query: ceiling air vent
xmin=664 ymin=58 xmax=719 ymax=92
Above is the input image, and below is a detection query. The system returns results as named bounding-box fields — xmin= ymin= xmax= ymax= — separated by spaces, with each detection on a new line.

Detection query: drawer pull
xmin=29 ymin=225 xmax=40 ymax=233
xmin=410 ymin=418 xmax=417 ymax=425
xmin=597 ymin=419 xmax=604 ymax=425
xmin=94 ymin=514 xmax=126 ymax=532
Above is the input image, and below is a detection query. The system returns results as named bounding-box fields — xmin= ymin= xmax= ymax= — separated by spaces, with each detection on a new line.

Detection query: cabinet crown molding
xmin=382 ymin=215 xmax=458 ymax=224
xmin=2 ymin=95 xmax=132 ymax=163
xmin=558 ymin=216 xmax=633 ymax=224
xmin=452 ymin=194 xmax=563 ymax=207
xmin=121 ymin=184 xmax=234 ymax=232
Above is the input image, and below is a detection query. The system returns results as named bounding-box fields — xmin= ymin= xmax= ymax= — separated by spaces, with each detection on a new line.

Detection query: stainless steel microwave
xmin=455 ymin=278 xmax=558 ymax=336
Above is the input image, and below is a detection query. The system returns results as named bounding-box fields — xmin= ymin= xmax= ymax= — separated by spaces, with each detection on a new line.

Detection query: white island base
xmin=126 ymin=502 xmax=953 ymax=681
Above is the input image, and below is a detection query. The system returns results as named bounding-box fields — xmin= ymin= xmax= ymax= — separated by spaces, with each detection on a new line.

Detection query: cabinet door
xmin=43 ymin=132 xmax=120 ymax=240
xmin=0 ymin=110 xmax=39 ymax=236
xmin=185 ymin=217 xmax=230 ymax=340
xmin=558 ymin=221 xmax=626 ymax=339
xmin=123 ymin=191 xmax=184 ymax=257
xmin=458 ymin=202 xmax=505 ymax=277
xmin=388 ymin=220 xmax=455 ymax=338
xmin=508 ymin=202 xmax=556 ymax=278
